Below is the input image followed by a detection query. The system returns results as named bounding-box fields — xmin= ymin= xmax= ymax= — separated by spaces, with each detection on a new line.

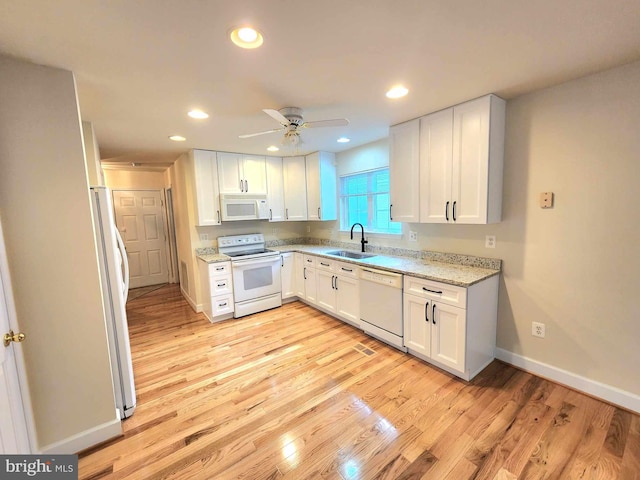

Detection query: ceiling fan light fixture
xmin=386 ymin=85 xmax=409 ymax=99
xmin=229 ymin=26 xmax=264 ymax=49
xmin=188 ymin=109 xmax=209 ymax=119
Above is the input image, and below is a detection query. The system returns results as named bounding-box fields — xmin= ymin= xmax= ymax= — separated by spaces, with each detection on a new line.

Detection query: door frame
xmin=111 ymin=188 xmax=175 ymax=286
xmin=0 ymin=216 xmax=34 ymax=453
xmin=165 ymin=187 xmax=179 ymax=284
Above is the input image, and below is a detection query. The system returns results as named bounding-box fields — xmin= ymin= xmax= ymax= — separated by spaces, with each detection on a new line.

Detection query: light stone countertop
xmin=196 ymin=244 xmax=500 ymax=288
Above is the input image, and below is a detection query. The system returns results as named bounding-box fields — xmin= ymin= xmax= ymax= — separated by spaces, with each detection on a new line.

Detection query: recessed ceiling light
xmin=386 ymin=85 xmax=409 ymax=99
xmin=229 ymin=26 xmax=264 ymax=49
xmin=169 ymin=135 xmax=186 ymax=142
xmin=188 ymin=109 xmax=209 ymax=119
xmin=267 ymin=145 xmax=279 ymax=152
xmin=337 ymin=137 xmax=350 ymax=143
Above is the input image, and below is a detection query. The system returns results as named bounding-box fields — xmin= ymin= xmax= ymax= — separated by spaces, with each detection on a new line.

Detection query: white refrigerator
xmin=90 ymin=186 xmax=136 ymax=419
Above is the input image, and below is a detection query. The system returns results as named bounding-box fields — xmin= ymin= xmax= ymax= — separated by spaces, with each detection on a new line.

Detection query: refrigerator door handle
xmin=114 ymin=227 xmax=130 ymax=302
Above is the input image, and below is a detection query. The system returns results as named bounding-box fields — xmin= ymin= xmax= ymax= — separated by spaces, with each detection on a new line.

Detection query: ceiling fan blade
xmin=263 ymin=108 xmax=291 ymax=126
xmin=302 ymin=118 xmax=350 ymax=128
xmin=238 ymin=128 xmax=284 ymax=139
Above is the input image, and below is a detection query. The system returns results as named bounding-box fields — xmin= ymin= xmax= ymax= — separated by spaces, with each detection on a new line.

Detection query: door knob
xmin=3 ymin=330 xmax=26 ymax=347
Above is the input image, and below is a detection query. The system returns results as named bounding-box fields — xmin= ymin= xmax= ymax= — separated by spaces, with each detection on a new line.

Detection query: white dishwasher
xmin=359 ymin=267 xmax=406 ymax=352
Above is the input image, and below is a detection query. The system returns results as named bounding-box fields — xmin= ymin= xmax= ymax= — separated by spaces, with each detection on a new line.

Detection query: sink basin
xmin=326 ymin=250 xmax=376 ymax=260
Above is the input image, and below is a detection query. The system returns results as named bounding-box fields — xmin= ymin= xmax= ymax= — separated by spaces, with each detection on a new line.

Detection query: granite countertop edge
xmin=196 ymin=245 xmax=500 ymax=288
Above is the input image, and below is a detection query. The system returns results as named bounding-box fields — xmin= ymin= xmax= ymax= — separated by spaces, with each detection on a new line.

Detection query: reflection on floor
xmin=126 ymin=283 xmax=168 ymax=302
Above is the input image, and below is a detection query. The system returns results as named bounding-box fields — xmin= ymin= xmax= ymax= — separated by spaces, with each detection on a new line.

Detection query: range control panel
xmin=218 ymin=234 xmax=265 ymax=248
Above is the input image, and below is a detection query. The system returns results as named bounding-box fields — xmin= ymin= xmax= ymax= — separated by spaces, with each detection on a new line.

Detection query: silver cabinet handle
xmin=432 ymin=303 xmax=436 ymax=325
xmin=303 ymin=267 xmax=307 ymax=280
xmin=217 ymin=210 xmax=221 ymax=224
xmin=453 ymin=201 xmax=457 ymax=222
xmin=215 ymin=266 xmax=225 ymax=271
xmin=244 ymin=179 xmax=248 ymax=192
xmin=240 ymin=179 xmax=244 ymax=192
xmin=422 ymin=287 xmax=443 ymax=294
xmin=318 ymin=207 xmax=321 ymax=219
xmin=334 ymin=276 xmax=338 ymax=290
xmin=320 ymin=262 xmax=329 ymax=267
xmin=269 ymin=208 xmax=273 ymax=221
xmin=286 ymin=208 xmax=289 ymax=220
xmin=217 ymin=282 xmax=226 ymax=287
xmin=425 ymin=301 xmax=429 ymax=322
xmin=341 ymin=267 xmax=352 ymax=272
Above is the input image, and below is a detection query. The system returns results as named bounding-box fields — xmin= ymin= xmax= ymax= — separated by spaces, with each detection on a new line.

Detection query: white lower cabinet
xmin=198 ymin=259 xmax=234 ymax=322
xmin=301 ymin=255 xmax=317 ymax=305
xmin=334 ymin=263 xmax=359 ymax=326
xmin=403 ymin=274 xmax=498 ymax=381
xmin=280 ymin=252 xmax=295 ymax=300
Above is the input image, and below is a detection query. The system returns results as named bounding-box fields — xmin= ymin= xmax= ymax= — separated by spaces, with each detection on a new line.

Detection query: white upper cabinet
xmin=419 ymin=108 xmax=454 ymax=223
xmin=418 ymin=95 xmax=505 ymax=224
xmin=191 ymin=149 xmax=221 ymax=226
xmin=451 ymin=95 xmax=505 ymax=224
xmin=266 ymin=156 xmax=285 ymax=222
xmin=305 ymin=151 xmax=337 ymax=221
xmin=282 ymin=156 xmax=307 ymax=221
xmin=389 ymin=119 xmax=420 ymax=223
xmin=217 ymin=152 xmax=267 ymax=194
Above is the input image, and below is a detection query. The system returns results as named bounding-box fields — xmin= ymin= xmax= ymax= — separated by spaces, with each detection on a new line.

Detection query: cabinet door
xmin=217 ymin=152 xmax=243 ymax=194
xmin=419 ymin=109 xmax=453 ymax=223
xmin=293 ymin=253 xmax=305 ymax=297
xmin=403 ymin=293 xmax=431 ymax=356
xmin=389 ymin=119 xmax=420 ymax=223
xmin=335 ymin=274 xmax=359 ymax=325
xmin=242 ymin=155 xmax=267 ymax=194
xmin=303 ymin=267 xmax=317 ymax=304
xmin=451 ymin=96 xmax=490 ymax=224
xmin=306 ymin=151 xmax=336 ymax=221
xmin=316 ymin=269 xmax=337 ymax=313
xmin=280 ymin=253 xmax=295 ymax=299
xmin=192 ymin=149 xmax=221 ymax=226
xmin=431 ymin=302 xmax=466 ymax=373
xmin=266 ymin=157 xmax=285 ymax=222
xmin=283 ymin=156 xmax=308 ymax=221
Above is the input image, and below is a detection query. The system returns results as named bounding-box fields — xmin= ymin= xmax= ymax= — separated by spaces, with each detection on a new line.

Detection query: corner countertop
xmin=196 ymin=245 xmax=500 ymax=288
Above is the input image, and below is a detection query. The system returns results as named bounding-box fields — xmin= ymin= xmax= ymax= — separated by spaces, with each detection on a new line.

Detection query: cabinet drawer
xmin=404 ymin=276 xmax=466 ymax=308
xmin=303 ymin=255 xmax=316 ymax=268
xmin=316 ymin=258 xmax=335 ymax=272
xmin=335 ymin=261 xmax=359 ymax=278
xmin=209 ymin=274 xmax=233 ymax=296
xmin=211 ymin=294 xmax=234 ymax=316
xmin=208 ymin=262 xmax=231 ymax=276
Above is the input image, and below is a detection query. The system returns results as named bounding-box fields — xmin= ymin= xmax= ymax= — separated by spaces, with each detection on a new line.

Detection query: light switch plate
xmin=199 ymin=233 xmax=208 ymax=241
xmin=540 ymin=192 xmax=554 ymax=208
xmin=409 ymin=231 xmax=418 ymax=242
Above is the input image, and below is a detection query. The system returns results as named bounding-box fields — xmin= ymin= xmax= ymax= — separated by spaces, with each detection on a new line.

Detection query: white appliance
xmin=90 ymin=186 xmax=136 ymax=419
xmin=220 ymin=194 xmax=269 ymax=221
xmin=218 ymin=234 xmax=282 ymax=317
xmin=359 ymin=267 xmax=406 ymax=352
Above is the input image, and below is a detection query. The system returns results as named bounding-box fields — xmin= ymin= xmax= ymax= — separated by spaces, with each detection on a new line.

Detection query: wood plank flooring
xmin=79 ymin=284 xmax=640 ymax=479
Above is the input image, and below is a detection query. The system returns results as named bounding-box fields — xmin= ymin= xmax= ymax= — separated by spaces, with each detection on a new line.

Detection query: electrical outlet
xmin=485 ymin=235 xmax=496 ymax=248
xmin=199 ymin=233 xmax=208 ymax=241
xmin=271 ymin=228 xmax=277 ymax=235
xmin=409 ymin=231 xmax=418 ymax=242
xmin=532 ymin=322 xmax=545 ymax=338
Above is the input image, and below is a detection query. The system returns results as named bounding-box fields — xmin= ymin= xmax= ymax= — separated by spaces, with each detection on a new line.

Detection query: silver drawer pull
xmin=422 ymin=287 xmax=443 ymax=294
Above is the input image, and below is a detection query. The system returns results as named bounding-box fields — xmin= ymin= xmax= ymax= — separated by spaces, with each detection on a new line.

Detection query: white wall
xmin=327 ymin=60 xmax=640 ymax=403
xmin=0 ymin=56 xmax=118 ymax=451
xmin=103 ymin=169 xmax=167 ymax=190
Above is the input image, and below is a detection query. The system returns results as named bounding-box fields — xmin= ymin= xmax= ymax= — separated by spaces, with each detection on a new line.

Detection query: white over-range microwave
xmin=219 ymin=194 xmax=269 ymax=221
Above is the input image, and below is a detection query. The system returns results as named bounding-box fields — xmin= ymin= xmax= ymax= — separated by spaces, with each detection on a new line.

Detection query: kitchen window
xmin=339 ymin=168 xmax=402 ymax=234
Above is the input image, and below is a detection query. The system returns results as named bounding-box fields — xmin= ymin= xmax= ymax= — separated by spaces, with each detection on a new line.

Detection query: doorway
xmin=112 ymin=189 xmax=169 ymax=289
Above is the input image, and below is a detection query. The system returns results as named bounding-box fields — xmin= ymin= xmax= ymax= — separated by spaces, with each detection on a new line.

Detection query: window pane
xmin=339 ymin=168 xmax=400 ymax=235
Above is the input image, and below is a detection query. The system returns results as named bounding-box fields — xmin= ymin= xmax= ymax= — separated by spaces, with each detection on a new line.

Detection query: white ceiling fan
xmin=239 ymin=107 xmax=349 ymax=145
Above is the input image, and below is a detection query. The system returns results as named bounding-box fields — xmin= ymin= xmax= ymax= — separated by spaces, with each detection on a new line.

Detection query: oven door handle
xmin=231 ymin=256 xmax=280 ymax=267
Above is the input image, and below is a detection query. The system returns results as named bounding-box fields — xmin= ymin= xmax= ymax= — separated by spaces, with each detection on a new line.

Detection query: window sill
xmin=337 ymin=230 xmax=402 ymax=239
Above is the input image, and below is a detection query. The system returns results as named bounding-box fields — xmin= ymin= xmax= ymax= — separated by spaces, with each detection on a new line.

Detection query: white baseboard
xmin=39 ymin=416 xmax=122 ymax=454
xmin=180 ymin=286 xmax=201 ymax=313
xmin=496 ymin=348 xmax=640 ymax=413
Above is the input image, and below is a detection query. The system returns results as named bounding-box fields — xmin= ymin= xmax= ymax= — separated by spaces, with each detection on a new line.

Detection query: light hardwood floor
xmin=79 ymin=284 xmax=640 ymax=479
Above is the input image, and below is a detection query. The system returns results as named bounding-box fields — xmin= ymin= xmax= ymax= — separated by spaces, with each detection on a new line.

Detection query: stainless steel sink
xmin=326 ymin=250 xmax=376 ymax=260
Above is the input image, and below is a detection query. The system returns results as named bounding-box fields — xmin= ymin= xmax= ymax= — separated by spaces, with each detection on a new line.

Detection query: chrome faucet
xmin=350 ymin=223 xmax=368 ymax=252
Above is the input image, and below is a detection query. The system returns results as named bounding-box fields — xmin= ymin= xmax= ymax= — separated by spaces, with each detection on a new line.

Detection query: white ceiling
xmin=1 ymin=0 xmax=639 ymax=166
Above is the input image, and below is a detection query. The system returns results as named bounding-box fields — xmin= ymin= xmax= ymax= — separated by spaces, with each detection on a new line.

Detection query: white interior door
xmin=112 ymin=190 xmax=169 ymax=289
xmin=0 ymin=218 xmax=31 ymax=454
